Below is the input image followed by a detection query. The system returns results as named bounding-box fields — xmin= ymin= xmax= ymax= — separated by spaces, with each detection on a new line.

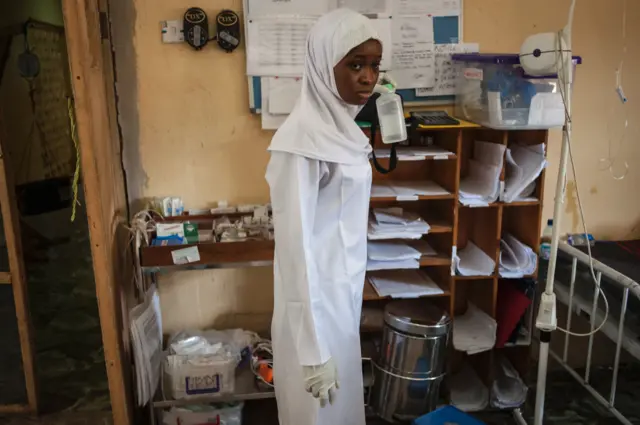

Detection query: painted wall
xmin=114 ymin=0 xmax=640 ymax=333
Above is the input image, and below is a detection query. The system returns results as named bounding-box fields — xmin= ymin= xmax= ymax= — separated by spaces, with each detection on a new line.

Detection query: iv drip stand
xmin=533 ymin=1 xmax=576 ymax=424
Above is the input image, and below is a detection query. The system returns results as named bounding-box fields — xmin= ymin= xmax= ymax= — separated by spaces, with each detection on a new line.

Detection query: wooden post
xmin=0 ymin=116 xmax=38 ymax=413
xmin=60 ymin=1 xmax=133 ymax=424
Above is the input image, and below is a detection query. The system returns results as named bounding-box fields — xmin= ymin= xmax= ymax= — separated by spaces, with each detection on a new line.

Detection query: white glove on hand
xmin=302 ymin=357 xmax=339 ymax=407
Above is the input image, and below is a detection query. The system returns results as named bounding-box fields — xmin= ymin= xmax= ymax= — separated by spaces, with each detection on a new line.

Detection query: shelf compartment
xmin=453 ymin=278 xmax=496 ymax=319
xmin=141 ymin=240 xmax=274 ymax=272
xmin=363 ymin=267 xmax=451 ymax=301
xmin=498 ymin=278 xmax=535 ymax=348
xmin=370 ymin=199 xmax=455 ymax=235
xmin=372 ymin=155 xmax=458 ymax=195
xmin=418 ymin=254 xmax=451 ymax=267
xmin=153 ymin=366 xmax=274 ymax=408
xmin=501 ymin=204 xmax=542 ymax=257
xmin=371 ymin=146 xmax=457 ymax=162
xmin=456 ymin=206 xmax=501 ymax=278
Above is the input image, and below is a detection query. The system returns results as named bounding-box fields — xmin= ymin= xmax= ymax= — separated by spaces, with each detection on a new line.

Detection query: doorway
xmin=0 ymin=0 xmax=109 ymax=417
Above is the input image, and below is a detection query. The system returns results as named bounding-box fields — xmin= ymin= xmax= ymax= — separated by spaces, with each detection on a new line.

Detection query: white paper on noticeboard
xmin=267 ymin=77 xmax=302 ymax=115
xmin=369 ymin=18 xmax=393 ymax=71
xmin=394 ymin=0 xmax=461 ymax=16
xmin=247 ymin=17 xmax=315 ymax=77
xmin=261 ymin=77 xmax=288 ymax=130
xmin=415 ymin=43 xmax=479 ymax=97
xmin=338 ymin=0 xmax=391 ymax=16
xmin=391 ymin=16 xmax=435 ymax=89
xmin=246 ymin=0 xmax=332 ymax=18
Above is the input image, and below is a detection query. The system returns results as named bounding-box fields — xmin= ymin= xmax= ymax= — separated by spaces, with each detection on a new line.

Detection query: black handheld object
xmin=355 ymin=92 xmax=401 ymax=174
xmin=216 ymin=10 xmax=240 ymax=52
xmin=184 ymin=7 xmax=209 ymax=50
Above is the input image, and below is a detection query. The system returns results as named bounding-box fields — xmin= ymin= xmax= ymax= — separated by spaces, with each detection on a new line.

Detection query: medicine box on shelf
xmin=452 ymin=53 xmax=582 ymax=130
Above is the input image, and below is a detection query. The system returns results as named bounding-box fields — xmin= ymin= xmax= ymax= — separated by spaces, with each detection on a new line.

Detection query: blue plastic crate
xmin=412 ymin=406 xmax=486 ymax=425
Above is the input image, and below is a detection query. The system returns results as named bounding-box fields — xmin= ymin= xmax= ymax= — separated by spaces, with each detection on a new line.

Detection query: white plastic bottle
xmin=540 ymin=219 xmax=553 ymax=260
xmin=376 ymin=92 xmax=406 ymax=144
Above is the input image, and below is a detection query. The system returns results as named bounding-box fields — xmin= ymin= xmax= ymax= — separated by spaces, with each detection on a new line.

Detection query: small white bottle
xmin=540 ymin=219 xmax=553 ymax=260
xmin=376 ymin=92 xmax=407 ymax=144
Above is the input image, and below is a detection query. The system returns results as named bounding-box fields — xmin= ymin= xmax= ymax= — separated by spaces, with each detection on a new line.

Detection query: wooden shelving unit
xmin=140 ymin=123 xmax=547 ymax=415
xmin=364 ymin=125 xmax=547 ymax=393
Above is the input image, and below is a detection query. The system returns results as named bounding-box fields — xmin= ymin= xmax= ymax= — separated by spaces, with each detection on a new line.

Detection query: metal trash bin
xmin=371 ymin=301 xmax=451 ymax=422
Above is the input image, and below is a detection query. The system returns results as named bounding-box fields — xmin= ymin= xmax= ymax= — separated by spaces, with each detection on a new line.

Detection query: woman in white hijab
xmin=265 ymin=8 xmax=382 ymax=425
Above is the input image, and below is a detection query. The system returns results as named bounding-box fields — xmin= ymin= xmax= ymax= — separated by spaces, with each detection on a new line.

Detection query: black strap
xmin=368 ymin=112 xmax=397 ymax=174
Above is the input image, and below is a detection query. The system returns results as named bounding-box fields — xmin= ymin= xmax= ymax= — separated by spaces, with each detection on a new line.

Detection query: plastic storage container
xmin=452 ymin=53 xmax=582 ymax=130
xmin=371 ymin=301 xmax=451 ymax=422
xmin=163 ymin=353 xmax=236 ymax=399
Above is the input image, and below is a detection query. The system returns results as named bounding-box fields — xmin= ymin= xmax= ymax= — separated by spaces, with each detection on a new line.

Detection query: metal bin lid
xmin=384 ymin=301 xmax=451 ymax=337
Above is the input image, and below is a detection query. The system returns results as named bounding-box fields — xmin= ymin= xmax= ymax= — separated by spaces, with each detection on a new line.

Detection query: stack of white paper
xmin=455 ymin=242 xmax=495 ymax=276
xmin=459 ymin=141 xmax=506 ymax=207
xmin=368 ymin=270 xmax=444 ymax=298
xmin=130 ymin=285 xmax=163 ymax=406
xmin=503 ymin=144 xmax=547 ymax=203
xmin=367 ymin=241 xmax=421 ymax=271
xmin=450 ymin=364 xmax=489 ymax=412
xmin=371 ymin=146 xmax=454 ymax=161
xmin=368 ymin=208 xmax=431 ymax=240
xmin=371 ymin=181 xmax=450 ymax=200
xmin=453 ymin=303 xmax=497 ymax=354
xmin=499 ymin=233 xmax=538 ymax=278
xmin=491 ymin=356 xmax=528 ymax=409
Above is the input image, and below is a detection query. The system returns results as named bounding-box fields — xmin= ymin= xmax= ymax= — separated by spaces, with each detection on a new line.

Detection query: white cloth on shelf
xmin=491 ymin=356 xmax=528 ymax=409
xmin=459 ymin=141 xmax=506 ymax=207
xmin=453 ymin=303 xmax=496 ymax=355
xmin=499 ymin=233 xmax=538 ymax=278
xmin=450 ymin=363 xmax=489 ymax=412
xmin=455 ymin=241 xmax=495 ymax=276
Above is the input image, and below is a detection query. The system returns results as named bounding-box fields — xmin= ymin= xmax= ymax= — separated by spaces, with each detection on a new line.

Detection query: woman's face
xmin=333 ymin=39 xmax=382 ymax=106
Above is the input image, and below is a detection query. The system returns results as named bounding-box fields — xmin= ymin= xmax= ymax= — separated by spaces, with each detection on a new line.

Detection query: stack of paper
xmin=367 ymin=241 xmax=421 ymax=271
xmin=499 ymin=233 xmax=538 ymax=278
xmin=371 ymin=146 xmax=453 ymax=161
xmin=450 ymin=364 xmax=489 ymax=412
xmin=368 ymin=270 xmax=444 ymax=298
xmin=368 ymin=208 xmax=431 ymax=240
xmin=455 ymin=242 xmax=495 ymax=276
xmin=491 ymin=356 xmax=528 ymax=409
xmin=503 ymin=144 xmax=547 ymax=203
xmin=371 ymin=181 xmax=450 ymax=200
xmin=453 ymin=303 xmax=497 ymax=354
xmin=130 ymin=285 xmax=163 ymax=406
xmin=459 ymin=141 xmax=506 ymax=207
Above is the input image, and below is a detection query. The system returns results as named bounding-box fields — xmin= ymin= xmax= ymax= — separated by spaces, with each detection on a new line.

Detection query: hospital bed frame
xmin=515 ymin=242 xmax=640 ymax=425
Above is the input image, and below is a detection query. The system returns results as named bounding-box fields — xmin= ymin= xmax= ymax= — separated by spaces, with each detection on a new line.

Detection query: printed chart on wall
xmin=243 ymin=0 xmax=475 ymax=129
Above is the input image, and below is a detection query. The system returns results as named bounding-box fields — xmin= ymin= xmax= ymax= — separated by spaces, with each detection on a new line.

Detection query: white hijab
xmin=268 ymin=9 xmax=380 ymax=165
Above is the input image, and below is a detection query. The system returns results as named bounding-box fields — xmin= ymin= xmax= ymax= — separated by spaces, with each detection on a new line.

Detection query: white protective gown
xmin=265 ymin=8 xmax=380 ymax=425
